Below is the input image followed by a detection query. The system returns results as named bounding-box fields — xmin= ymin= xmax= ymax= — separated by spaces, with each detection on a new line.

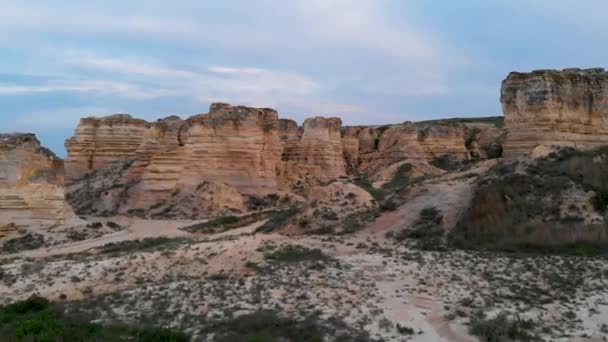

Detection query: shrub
xmin=451 ymin=147 xmax=608 ymax=255
xmin=1 ymin=233 xmax=45 ymax=254
xmin=264 ymin=245 xmax=329 ymax=263
xmin=381 ymin=163 xmax=413 ymax=193
xmin=255 ymin=206 xmax=301 ymax=233
xmin=394 ymin=207 xmax=444 ymax=250
xmin=98 ymin=237 xmax=186 ymax=255
xmin=0 ymin=296 xmax=190 ymax=341
xmin=182 ymin=212 xmax=266 ymax=233
xmin=470 ymin=312 xmax=537 ymax=342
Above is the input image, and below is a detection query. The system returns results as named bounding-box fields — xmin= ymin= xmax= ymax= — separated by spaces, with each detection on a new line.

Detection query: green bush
xmin=394 ymin=207 xmax=444 ymax=250
xmin=182 ymin=212 xmax=267 ymax=233
xmin=98 ymin=237 xmax=186 ymax=255
xmin=255 ymin=206 xmax=301 ymax=233
xmin=451 ymin=147 xmax=608 ymax=255
xmin=264 ymin=245 xmax=328 ymax=263
xmin=470 ymin=312 xmax=537 ymax=342
xmin=0 ymin=296 xmax=189 ymax=341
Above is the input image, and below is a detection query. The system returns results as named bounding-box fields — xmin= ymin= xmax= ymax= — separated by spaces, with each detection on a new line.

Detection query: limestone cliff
xmin=502 ymin=68 xmax=608 ymax=157
xmin=0 ymin=134 xmax=75 ymax=227
xmin=67 ymin=103 xmax=283 ymax=217
xmin=343 ymin=122 xmax=476 ymax=174
xmin=282 ymin=117 xmax=347 ymax=181
xmin=64 ymin=114 xmax=149 ymax=182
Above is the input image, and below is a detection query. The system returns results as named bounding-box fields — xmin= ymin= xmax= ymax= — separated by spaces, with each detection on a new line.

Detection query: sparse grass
xmin=97 ymin=237 xmax=188 ymax=255
xmin=1 ymin=233 xmax=45 ymax=254
xmin=394 ymin=207 xmax=445 ymax=250
xmin=415 ymin=116 xmax=505 ymax=128
xmin=255 ymin=206 xmax=301 ymax=233
xmin=430 ymin=154 xmax=463 ymax=172
xmin=452 ymin=147 xmax=608 ymax=255
xmin=470 ymin=312 xmax=538 ymax=342
xmin=264 ymin=245 xmax=329 ymax=263
xmin=201 ymin=310 xmax=370 ymax=342
xmin=353 ymin=163 xmax=413 ymax=203
xmin=182 ymin=212 xmax=267 ymax=234
xmin=381 ymin=163 xmax=412 ymax=193
xmin=0 ymin=296 xmax=189 ymax=341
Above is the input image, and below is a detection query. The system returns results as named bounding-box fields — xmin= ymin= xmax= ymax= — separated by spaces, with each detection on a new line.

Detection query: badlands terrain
xmin=1 ymin=68 xmax=608 ymax=341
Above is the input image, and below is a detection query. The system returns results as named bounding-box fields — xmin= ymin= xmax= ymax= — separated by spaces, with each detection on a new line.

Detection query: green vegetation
xmin=255 ymin=206 xmax=301 ymax=233
xmin=201 ymin=310 xmax=370 ymax=342
xmin=394 ymin=207 xmax=445 ymax=250
xmin=353 ymin=163 xmax=413 ymax=203
xmin=97 ymin=237 xmax=188 ymax=255
xmin=182 ymin=212 xmax=267 ymax=234
xmin=264 ymin=245 xmax=329 ymax=263
xmin=415 ymin=116 xmax=505 ymax=128
xmin=451 ymin=147 xmax=608 ymax=255
xmin=0 ymin=296 xmax=189 ymax=341
xmin=1 ymin=233 xmax=45 ymax=254
xmin=429 ymin=154 xmax=464 ymax=172
xmin=381 ymin=163 xmax=413 ymax=193
xmin=470 ymin=312 xmax=538 ymax=342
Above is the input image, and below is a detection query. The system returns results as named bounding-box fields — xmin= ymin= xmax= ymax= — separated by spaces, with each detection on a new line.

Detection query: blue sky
xmin=1 ymin=0 xmax=607 ymax=156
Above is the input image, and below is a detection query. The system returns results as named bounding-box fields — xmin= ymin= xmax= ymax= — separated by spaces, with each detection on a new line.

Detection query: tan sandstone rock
xmin=282 ymin=117 xmax=347 ymax=181
xmin=0 ymin=134 xmax=75 ymax=227
xmin=65 ymin=114 xmax=149 ymax=182
xmin=502 ymin=68 xmax=608 ymax=157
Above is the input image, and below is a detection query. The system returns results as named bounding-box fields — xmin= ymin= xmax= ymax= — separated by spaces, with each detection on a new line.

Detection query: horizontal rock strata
xmin=0 ymin=134 xmax=75 ymax=226
xmin=502 ymin=68 xmax=608 ymax=156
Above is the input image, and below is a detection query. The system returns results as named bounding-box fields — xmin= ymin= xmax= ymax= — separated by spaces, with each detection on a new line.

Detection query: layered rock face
xmin=282 ymin=117 xmax=347 ymax=181
xmin=502 ymin=68 xmax=608 ymax=156
xmin=64 ymin=114 xmax=149 ymax=182
xmin=343 ymin=122 xmax=475 ymax=174
xmin=179 ymin=103 xmax=283 ymax=191
xmin=64 ymin=102 xmax=505 ymax=219
xmin=0 ymin=134 xmax=74 ymax=226
xmin=66 ymin=103 xmax=283 ymax=217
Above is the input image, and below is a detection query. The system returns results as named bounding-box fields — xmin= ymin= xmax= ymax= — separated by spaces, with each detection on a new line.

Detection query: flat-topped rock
xmin=502 ymin=68 xmax=608 ymax=156
xmin=282 ymin=116 xmax=346 ymax=180
xmin=0 ymin=134 xmax=75 ymax=227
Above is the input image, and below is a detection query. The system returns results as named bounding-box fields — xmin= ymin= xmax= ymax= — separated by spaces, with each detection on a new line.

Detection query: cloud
xmin=70 ymin=56 xmax=198 ymax=79
xmin=0 ymin=79 xmax=176 ymax=99
xmin=12 ymin=106 xmax=120 ymax=130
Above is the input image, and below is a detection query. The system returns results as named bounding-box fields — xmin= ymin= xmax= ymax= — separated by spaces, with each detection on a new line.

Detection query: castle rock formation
xmin=502 ymin=68 xmax=608 ymax=156
xmin=0 ymin=134 xmax=75 ymax=227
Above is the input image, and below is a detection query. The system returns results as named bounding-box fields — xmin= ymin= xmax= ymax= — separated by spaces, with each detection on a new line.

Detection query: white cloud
xmin=71 ymin=57 xmax=198 ymax=79
xmin=0 ymin=80 xmax=176 ymax=99
xmin=13 ymin=107 xmax=120 ymax=130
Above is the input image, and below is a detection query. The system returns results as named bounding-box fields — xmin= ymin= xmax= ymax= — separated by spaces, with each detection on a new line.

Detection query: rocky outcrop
xmin=67 ymin=103 xmax=283 ymax=217
xmin=63 ymin=102 xmax=505 ymax=219
xmin=282 ymin=117 xmax=346 ymax=181
xmin=278 ymin=119 xmax=302 ymax=143
xmin=502 ymin=68 xmax=608 ymax=157
xmin=0 ymin=134 xmax=75 ymax=226
xmin=344 ymin=123 xmax=472 ymax=174
xmin=64 ymin=114 xmax=149 ymax=182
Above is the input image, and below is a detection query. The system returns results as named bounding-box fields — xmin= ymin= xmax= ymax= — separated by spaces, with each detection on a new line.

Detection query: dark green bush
xmin=264 ymin=245 xmax=328 ymax=263
xmin=0 ymin=296 xmax=189 ymax=341
xmin=255 ymin=206 xmax=301 ymax=233
xmin=451 ymin=147 xmax=608 ymax=255
xmin=470 ymin=312 xmax=538 ymax=342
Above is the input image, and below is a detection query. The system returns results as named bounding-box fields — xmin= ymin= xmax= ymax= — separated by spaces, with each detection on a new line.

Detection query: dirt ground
xmin=2 ymin=164 xmax=608 ymax=341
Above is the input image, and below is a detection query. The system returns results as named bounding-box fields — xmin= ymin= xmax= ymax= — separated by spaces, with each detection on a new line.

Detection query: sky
xmin=1 ymin=0 xmax=607 ymax=156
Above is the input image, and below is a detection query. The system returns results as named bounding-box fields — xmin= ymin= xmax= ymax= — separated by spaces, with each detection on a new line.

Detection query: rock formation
xmin=281 ymin=117 xmax=347 ymax=181
xmin=64 ymin=114 xmax=149 ymax=182
xmin=0 ymin=134 xmax=75 ymax=227
xmin=343 ymin=122 xmax=475 ymax=174
xmin=502 ymin=68 xmax=608 ymax=157
xmin=61 ymin=102 xmax=505 ymax=219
